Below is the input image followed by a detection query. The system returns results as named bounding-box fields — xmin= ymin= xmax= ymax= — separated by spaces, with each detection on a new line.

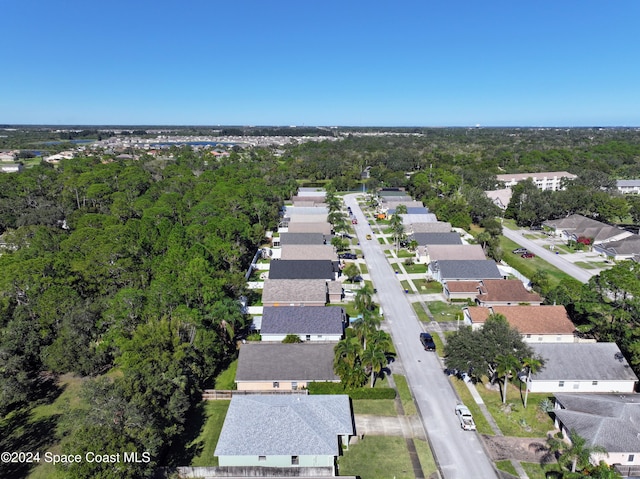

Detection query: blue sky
xmin=2 ymin=0 xmax=639 ymax=126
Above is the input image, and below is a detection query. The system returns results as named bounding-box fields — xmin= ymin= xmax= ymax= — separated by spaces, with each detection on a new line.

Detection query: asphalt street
xmin=501 ymin=227 xmax=596 ymax=284
xmin=344 ymin=194 xmax=499 ymax=479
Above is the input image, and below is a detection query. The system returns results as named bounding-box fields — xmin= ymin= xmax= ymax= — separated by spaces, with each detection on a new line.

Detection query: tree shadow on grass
xmin=0 ymin=408 xmax=60 ymax=478
xmin=163 ymin=401 xmax=206 ymax=467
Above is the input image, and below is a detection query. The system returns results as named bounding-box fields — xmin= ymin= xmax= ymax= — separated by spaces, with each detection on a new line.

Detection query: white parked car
xmin=455 ymin=404 xmax=476 ymax=431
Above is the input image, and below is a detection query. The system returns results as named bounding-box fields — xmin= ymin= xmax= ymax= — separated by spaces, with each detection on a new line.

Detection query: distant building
xmin=0 ymin=163 xmax=23 ymax=173
xmin=496 ymin=171 xmax=577 ymax=191
xmin=616 ymin=179 xmax=640 ymax=195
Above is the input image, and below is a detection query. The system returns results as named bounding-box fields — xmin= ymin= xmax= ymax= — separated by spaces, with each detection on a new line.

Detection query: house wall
xmin=261 ymin=333 xmax=342 ymax=342
xmin=522 ymin=334 xmax=576 ymax=343
xmin=263 ymin=301 xmax=327 ymax=308
xmin=595 ymin=452 xmax=640 ymax=467
xmin=218 ymin=454 xmax=334 ymax=468
xmin=529 ymin=379 xmax=636 ymax=394
xmin=236 ymin=380 xmax=310 ymax=391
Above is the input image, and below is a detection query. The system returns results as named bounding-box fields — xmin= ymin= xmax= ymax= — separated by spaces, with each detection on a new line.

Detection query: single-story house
xmin=413 ymin=232 xmax=463 ymax=246
xmin=283 ymin=206 xmax=329 ymax=217
xmin=235 ymin=342 xmax=340 ymax=390
xmin=553 ymin=393 xmax=640 ymax=468
xmin=463 ymin=305 xmax=575 ymax=341
xmin=416 ymin=244 xmax=485 ymax=264
xmin=280 ymin=244 xmax=337 ymax=261
xmin=443 ymin=281 xmax=482 ymax=301
xmin=260 ymin=306 xmax=345 ymax=342
xmin=276 ymin=232 xmax=326 ymax=247
xmin=291 ymin=195 xmax=326 ymax=206
xmin=268 ymin=260 xmax=338 ymax=281
xmin=296 ymin=187 xmax=327 ymax=198
xmin=402 ymin=213 xmax=439 ymax=225
xmin=408 ymin=222 xmax=452 ymax=234
xmin=593 ymin=234 xmax=640 ymax=261
xmin=543 ymin=214 xmax=633 ymax=246
xmin=286 ymin=221 xmax=333 ymax=235
xmin=475 ymin=279 xmax=542 ymax=306
xmin=262 ymin=279 xmax=327 ymax=307
xmin=529 ymin=343 xmax=638 ymax=393
xmin=429 ymin=259 xmax=503 ymax=283
xmin=287 ymin=213 xmax=329 ymax=224
xmin=215 ymin=395 xmax=354 ymax=472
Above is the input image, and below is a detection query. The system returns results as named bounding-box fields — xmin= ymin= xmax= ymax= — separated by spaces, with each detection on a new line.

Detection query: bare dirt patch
xmin=481 ymin=435 xmax=553 ymax=464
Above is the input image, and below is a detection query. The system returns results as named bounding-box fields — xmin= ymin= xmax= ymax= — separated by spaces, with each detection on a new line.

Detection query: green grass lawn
xmin=474 ymin=378 xmax=555 ymax=437
xmin=351 ymin=399 xmax=398 ymax=416
xmin=495 ymin=460 xmax=519 ymax=476
xmin=400 ymin=280 xmax=414 ymax=293
xmin=520 ymin=461 xmax=562 ymax=479
xmin=403 ymin=263 xmax=428 ymax=274
xmin=213 ymin=359 xmax=237 ymax=389
xmin=393 ymin=374 xmax=417 ymax=415
xmin=412 ymin=302 xmax=431 ymax=322
xmin=573 ymin=261 xmax=599 ymax=269
xmin=426 ymin=301 xmax=464 ymax=321
xmin=499 ymin=236 xmax=575 ymax=289
xmin=188 ymin=400 xmax=230 ymax=467
xmin=413 ymin=278 xmax=441 ymax=293
xmin=338 ymin=436 xmax=427 ymax=479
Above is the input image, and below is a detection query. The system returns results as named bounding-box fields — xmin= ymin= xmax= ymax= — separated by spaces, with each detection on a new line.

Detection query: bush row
xmin=308 ymin=382 xmax=396 ymax=399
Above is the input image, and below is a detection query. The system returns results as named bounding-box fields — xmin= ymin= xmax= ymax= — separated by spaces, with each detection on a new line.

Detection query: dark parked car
xmin=339 ymin=253 xmax=357 ymax=260
xmin=420 ymin=332 xmax=436 ymax=351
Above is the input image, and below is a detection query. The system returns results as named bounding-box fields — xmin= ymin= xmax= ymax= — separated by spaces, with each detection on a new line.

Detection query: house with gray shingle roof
xmin=286 ymin=221 xmax=333 ymax=235
xmin=262 ymin=279 xmax=327 ymax=307
xmin=413 ymin=232 xmax=463 ymax=246
xmin=553 ymin=393 xmax=640 ymax=468
xmin=280 ymin=244 xmax=337 ymax=261
xmin=429 ymin=259 xmax=503 ymax=283
xmin=593 ymin=234 xmax=640 ymax=261
xmin=235 ymin=342 xmax=340 ymax=391
xmin=543 ymin=214 xmax=633 ymax=246
xmin=529 ymin=343 xmax=638 ymax=393
xmin=276 ymin=232 xmax=326 ymax=247
xmin=268 ymin=260 xmax=338 ymax=281
xmin=214 ymin=395 xmax=354 ymax=472
xmin=260 ymin=306 xmax=345 ymax=342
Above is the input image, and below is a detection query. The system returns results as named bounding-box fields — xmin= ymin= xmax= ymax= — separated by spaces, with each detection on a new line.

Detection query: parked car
xmin=521 ymin=252 xmax=536 ymax=258
xmin=512 ymin=248 xmax=528 ymax=254
xmin=339 ymin=253 xmax=357 ymax=260
xmin=352 ymin=219 xmax=358 ymax=224
xmin=455 ymin=404 xmax=476 ymax=431
xmin=419 ymin=332 xmax=436 ymax=351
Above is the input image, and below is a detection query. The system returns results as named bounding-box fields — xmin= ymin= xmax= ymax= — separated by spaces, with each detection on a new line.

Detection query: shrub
xmin=308 ymin=382 xmax=396 ymax=399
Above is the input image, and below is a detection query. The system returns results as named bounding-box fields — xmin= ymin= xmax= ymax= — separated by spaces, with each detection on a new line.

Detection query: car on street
xmin=512 ymin=248 xmax=528 ymax=254
xmin=366 ymin=234 xmax=372 ymax=240
xmin=352 ymin=219 xmax=358 ymax=224
xmin=420 ymin=332 xmax=436 ymax=351
xmin=521 ymin=252 xmax=536 ymax=258
xmin=455 ymin=404 xmax=476 ymax=431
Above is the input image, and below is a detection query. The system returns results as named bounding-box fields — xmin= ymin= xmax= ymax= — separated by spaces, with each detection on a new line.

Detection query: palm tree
xmin=548 ymin=430 xmax=608 ymax=473
xmin=495 ymin=353 xmax=520 ymax=404
xmin=354 ymin=284 xmax=375 ymax=314
xmin=361 ymin=343 xmax=387 ymax=388
xmin=333 ymin=335 xmax=361 ymax=370
xmin=520 ymin=356 xmax=543 ymax=408
xmin=352 ymin=310 xmax=381 ymax=349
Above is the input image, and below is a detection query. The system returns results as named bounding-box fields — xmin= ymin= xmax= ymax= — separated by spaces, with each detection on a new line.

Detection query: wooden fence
xmin=202 ymin=389 xmax=309 ymax=400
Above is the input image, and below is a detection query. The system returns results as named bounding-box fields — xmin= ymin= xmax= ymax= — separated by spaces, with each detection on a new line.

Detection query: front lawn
xmin=426 ymin=301 xmax=464 ymax=321
xmin=351 ymin=399 xmax=397 ymax=416
xmin=403 ymin=262 xmax=428 ymax=274
xmin=474 ymin=378 xmax=555 ymax=437
xmin=339 ymin=436 xmax=432 ymax=479
xmin=413 ymin=278 xmax=441 ymax=293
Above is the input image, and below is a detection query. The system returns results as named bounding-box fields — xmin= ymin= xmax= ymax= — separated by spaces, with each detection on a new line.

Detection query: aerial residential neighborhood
xmin=3 ymin=127 xmax=640 ymax=479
